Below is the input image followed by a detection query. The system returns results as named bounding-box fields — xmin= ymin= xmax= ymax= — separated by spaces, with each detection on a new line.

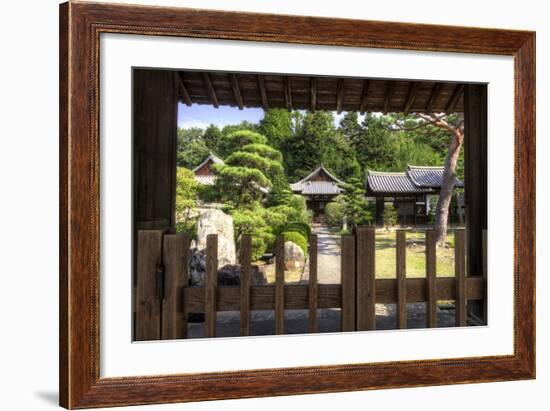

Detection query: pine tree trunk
xmin=435 ymin=129 xmax=464 ymax=246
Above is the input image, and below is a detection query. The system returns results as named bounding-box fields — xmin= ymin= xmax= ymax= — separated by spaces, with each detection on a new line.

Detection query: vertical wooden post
xmin=308 ymin=234 xmax=318 ymax=333
xmin=162 ymin=233 xmax=190 ymax=339
xmin=425 ymin=230 xmax=437 ymax=328
xmin=341 ymin=234 xmax=356 ymax=332
xmin=205 ymin=234 xmax=218 ymax=338
xmin=275 ymin=236 xmax=285 ymax=335
xmin=135 ymin=230 xmax=164 ymax=341
xmin=482 ymin=229 xmax=488 ymax=323
xmin=455 ymin=229 xmax=467 ymax=326
xmin=396 ymin=229 xmax=407 ymax=329
xmin=356 ymin=227 xmax=376 ymax=331
xmin=240 ymin=234 xmax=252 ymax=336
xmin=464 ymin=84 xmax=488 ymax=322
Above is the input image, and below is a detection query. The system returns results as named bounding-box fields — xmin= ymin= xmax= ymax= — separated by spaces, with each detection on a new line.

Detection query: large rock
xmin=196 ymin=208 xmax=236 ymax=266
xmin=190 ymin=207 xmax=237 ymax=285
xmin=284 ymin=241 xmax=305 ymax=270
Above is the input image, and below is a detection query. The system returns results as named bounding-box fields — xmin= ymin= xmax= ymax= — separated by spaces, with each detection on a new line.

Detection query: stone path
xmin=301 ymin=224 xmax=341 ymax=284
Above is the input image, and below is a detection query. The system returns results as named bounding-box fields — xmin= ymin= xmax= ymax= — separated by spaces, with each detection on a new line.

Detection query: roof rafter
xmin=359 ymin=79 xmax=370 ymax=114
xmin=383 ymin=81 xmax=394 ymax=114
xmin=283 ymin=76 xmax=293 ymax=111
xmin=229 ymin=73 xmax=244 ymax=110
xmin=445 ymin=84 xmax=464 ymax=114
xmin=257 ymin=75 xmax=269 ymax=110
xmin=403 ymin=82 xmax=419 ymax=115
xmin=202 ymin=72 xmax=219 ymax=108
xmin=336 ymin=79 xmax=345 ymax=114
xmin=177 ymin=72 xmax=192 ymax=106
xmin=426 ymin=82 xmax=443 ymax=113
xmin=310 ymin=77 xmax=317 ymax=112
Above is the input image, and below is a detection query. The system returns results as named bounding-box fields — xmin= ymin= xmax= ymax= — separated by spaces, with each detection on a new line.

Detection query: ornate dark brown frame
xmin=59 ymin=1 xmax=536 ymax=408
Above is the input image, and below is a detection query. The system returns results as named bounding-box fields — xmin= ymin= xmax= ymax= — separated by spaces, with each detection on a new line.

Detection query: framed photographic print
xmin=59 ymin=1 xmax=535 ymax=408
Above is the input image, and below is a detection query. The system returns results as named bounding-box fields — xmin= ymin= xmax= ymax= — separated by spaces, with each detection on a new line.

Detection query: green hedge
xmin=282 ymin=231 xmax=308 ymax=254
xmin=282 ymin=222 xmax=311 ymax=239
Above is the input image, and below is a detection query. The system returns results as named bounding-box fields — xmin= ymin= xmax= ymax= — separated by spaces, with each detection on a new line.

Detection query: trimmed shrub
xmin=283 ymin=222 xmax=311 ymax=238
xmin=325 ymin=201 xmax=344 ymax=227
xmin=282 ymin=231 xmax=308 ymax=254
xmin=383 ymin=203 xmax=398 ymax=227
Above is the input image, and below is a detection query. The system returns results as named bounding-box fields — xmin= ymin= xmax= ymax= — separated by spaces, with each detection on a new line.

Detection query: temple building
xmin=366 ymin=165 xmax=464 ymax=226
xmin=290 ymin=165 xmax=343 ymax=221
xmin=192 ymin=152 xmax=224 ymax=185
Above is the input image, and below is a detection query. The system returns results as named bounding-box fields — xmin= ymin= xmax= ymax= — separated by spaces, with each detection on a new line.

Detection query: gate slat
xmin=341 ymin=234 xmax=356 ymax=332
xmin=396 ymin=229 xmax=407 ymax=329
xmin=275 ymin=236 xmax=285 ymax=335
xmin=308 ymin=234 xmax=318 ymax=333
xmin=205 ymin=234 xmax=218 ymax=337
xmin=455 ymin=229 xmax=467 ymax=326
xmin=356 ymin=227 xmax=376 ymax=331
xmin=426 ymin=230 xmax=437 ymax=328
xmin=162 ymin=233 xmax=189 ymax=339
xmin=240 ymin=234 xmax=252 ymax=336
xmin=135 ymin=229 xmax=164 ymax=341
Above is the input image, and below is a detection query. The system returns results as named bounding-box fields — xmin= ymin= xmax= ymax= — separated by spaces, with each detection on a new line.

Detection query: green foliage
xmin=383 ymin=203 xmax=398 ymax=227
xmin=218 ymin=130 xmax=267 ymax=157
xmin=258 ymin=108 xmax=296 ymax=149
xmin=325 ymin=200 xmax=344 ymax=227
xmin=281 ymin=111 xmax=360 ymax=182
xmin=176 ymin=128 xmax=209 ymax=169
xmin=282 ymin=231 xmax=308 ymax=254
xmin=241 ymin=143 xmax=283 ymax=162
xmin=202 ymin=124 xmax=222 ymax=152
xmin=230 ymin=205 xmax=272 ymax=260
xmin=213 ymin=164 xmax=272 ymax=207
xmin=339 ymin=177 xmax=372 ymax=229
xmin=283 ymin=222 xmax=311 ymax=239
xmin=174 ymin=167 xmax=199 ymax=238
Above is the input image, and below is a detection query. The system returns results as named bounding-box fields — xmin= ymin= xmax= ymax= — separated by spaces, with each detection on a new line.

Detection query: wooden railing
xmin=134 ymin=228 xmax=485 ymax=341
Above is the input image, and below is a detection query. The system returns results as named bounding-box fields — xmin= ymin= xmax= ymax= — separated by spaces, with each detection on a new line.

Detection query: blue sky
xmin=177 ymin=103 xmax=363 ymax=129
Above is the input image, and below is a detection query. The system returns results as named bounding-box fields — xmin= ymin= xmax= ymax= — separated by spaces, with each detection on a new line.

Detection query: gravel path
xmin=301 ymin=224 xmax=341 ymax=284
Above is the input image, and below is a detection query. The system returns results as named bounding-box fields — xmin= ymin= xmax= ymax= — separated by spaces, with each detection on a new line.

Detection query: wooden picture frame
xmin=59 ymin=1 xmax=535 ymax=408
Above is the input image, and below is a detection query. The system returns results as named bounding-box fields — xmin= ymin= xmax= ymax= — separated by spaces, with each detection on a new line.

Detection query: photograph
xmin=133 ymin=69 xmax=487 ymax=340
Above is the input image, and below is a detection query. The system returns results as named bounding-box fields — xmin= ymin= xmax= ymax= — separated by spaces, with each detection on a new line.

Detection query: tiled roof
xmin=192 ymin=152 xmax=224 ymax=173
xmin=298 ymin=181 xmax=342 ymax=195
xmin=367 ymin=171 xmax=433 ymax=194
xmin=290 ymin=165 xmax=344 ymax=195
xmin=407 ymin=165 xmax=463 ymax=188
xmin=366 ymin=165 xmax=464 ymax=194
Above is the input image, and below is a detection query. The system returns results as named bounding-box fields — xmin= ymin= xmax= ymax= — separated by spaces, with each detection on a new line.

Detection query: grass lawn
xmin=375 ymin=229 xmax=456 ymax=278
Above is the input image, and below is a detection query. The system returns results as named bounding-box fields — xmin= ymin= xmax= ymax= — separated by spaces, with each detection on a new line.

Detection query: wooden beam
xmin=283 ymin=76 xmax=293 ymax=111
xmin=445 ymin=84 xmax=464 ymax=114
xmin=403 ymin=82 xmax=419 ymax=115
xmin=202 ymin=72 xmax=219 ymax=108
xmin=383 ymin=81 xmax=394 ymax=114
xmin=257 ymin=75 xmax=269 ymax=110
xmin=310 ymin=77 xmax=317 ymax=112
xmin=336 ymin=79 xmax=345 ymax=114
xmin=426 ymin=82 xmax=442 ymax=113
xmin=229 ymin=73 xmax=244 ymax=110
xmin=176 ymin=72 xmax=192 ymax=106
xmin=182 ymin=277 xmax=485 ymax=312
xmin=359 ymin=79 xmax=370 ymax=114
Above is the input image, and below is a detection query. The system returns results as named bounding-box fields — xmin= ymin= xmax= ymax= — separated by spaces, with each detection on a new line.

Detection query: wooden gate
xmin=134 ymin=227 xmax=485 ymax=341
